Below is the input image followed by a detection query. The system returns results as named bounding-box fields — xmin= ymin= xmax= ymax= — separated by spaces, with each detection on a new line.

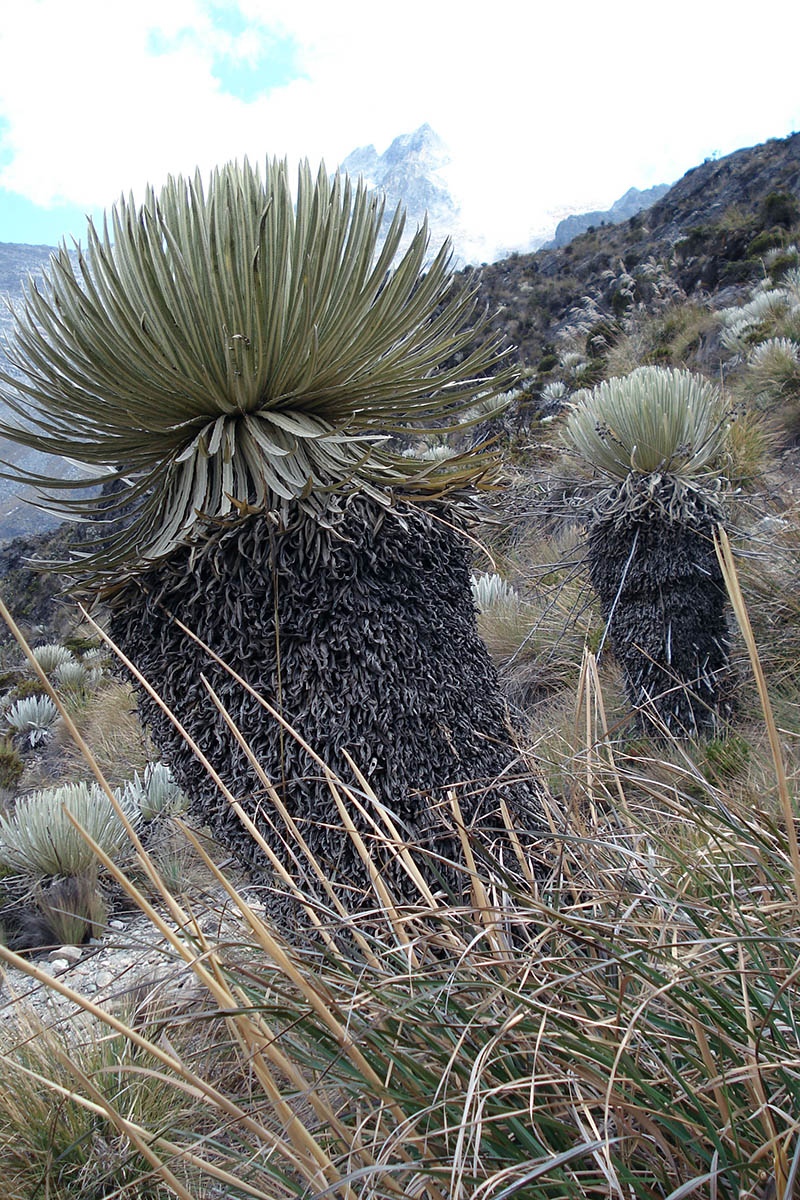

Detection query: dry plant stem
xmin=198 ymin=678 xmax=350 ymax=954
xmin=498 ymin=796 xmax=539 ymax=890
xmin=689 ymin=1020 xmax=732 ymax=1134
xmin=339 ymin=746 xmax=455 ymax=919
xmin=562 ymin=651 xmax=593 ymax=851
xmin=198 ymin=674 xmax=380 ymax=966
xmin=448 ymin=790 xmax=513 ymax=971
xmin=325 ymin=753 xmax=460 ymax=930
xmin=584 ymin=651 xmax=629 ymax=817
xmin=574 ymin=650 xmax=627 ymax=824
xmin=713 ymin=527 xmax=800 ymax=907
xmin=175 ymin=821 xmax=414 ymax=1130
xmin=323 ymin=771 xmax=418 ymax=964
xmin=576 ymin=650 xmax=595 ymax=819
xmin=170 ymin=949 xmax=373 ymax=1192
xmin=169 ymin=901 xmax=374 ymax=1196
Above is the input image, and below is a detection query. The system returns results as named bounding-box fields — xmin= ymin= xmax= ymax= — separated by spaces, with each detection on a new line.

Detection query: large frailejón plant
xmin=564 ymin=366 xmax=734 ymax=735
xmin=0 ymin=160 xmax=546 ymax=904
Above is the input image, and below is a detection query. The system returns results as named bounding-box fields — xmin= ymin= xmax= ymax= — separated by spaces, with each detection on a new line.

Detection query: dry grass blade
xmin=339 ymin=746 xmax=453 ymax=921
xmin=198 ymin=672 xmax=379 ymax=964
xmin=714 ymin=525 xmax=800 ymax=907
xmin=324 ymin=770 xmax=417 ymax=962
xmin=448 ymin=790 xmax=512 ymax=970
xmin=0 ymin=942 xmax=304 ymax=1196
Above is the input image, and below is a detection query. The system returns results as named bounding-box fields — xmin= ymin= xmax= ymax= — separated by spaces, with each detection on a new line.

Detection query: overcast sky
xmin=1 ymin=0 xmax=799 ymax=256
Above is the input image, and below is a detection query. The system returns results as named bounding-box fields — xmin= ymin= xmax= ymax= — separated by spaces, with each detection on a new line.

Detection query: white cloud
xmin=1 ymin=0 xmax=799 ymax=248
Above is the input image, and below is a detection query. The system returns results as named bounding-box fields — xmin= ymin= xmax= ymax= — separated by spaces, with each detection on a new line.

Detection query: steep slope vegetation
xmin=465 ymin=130 xmax=800 ymax=369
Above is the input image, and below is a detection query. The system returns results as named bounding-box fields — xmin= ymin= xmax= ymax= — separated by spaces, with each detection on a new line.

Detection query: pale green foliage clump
xmin=5 ymin=695 xmax=59 ymax=745
xmin=748 ymin=336 xmax=800 ymax=369
xmin=52 ymin=660 xmax=88 ymax=691
xmin=0 ymin=782 xmax=141 ymax=876
xmin=559 ymin=350 xmax=586 ymax=373
xmin=718 ymin=274 xmax=800 ymax=440
xmin=471 ymin=572 xmax=519 ymax=612
xmin=30 ymin=643 xmax=74 ymax=674
xmin=419 ymin=444 xmax=457 ymax=463
xmin=719 ymin=278 xmax=800 ymax=353
xmin=0 ymin=158 xmax=514 ymax=581
xmin=563 ymin=366 xmax=729 ymax=481
xmin=764 ymin=243 xmax=800 ymax=268
xmin=719 ymin=316 xmax=756 ymax=355
xmin=81 ymin=647 xmax=107 ymax=668
xmin=780 ymin=266 xmax=800 ymax=306
xmin=745 ymin=336 xmax=800 ymax=400
xmin=461 ymin=388 xmax=516 ymax=425
xmin=80 ymin=647 xmax=109 ymax=688
xmin=541 ymin=380 xmax=568 ymax=406
xmin=122 ymin=761 xmax=188 ymax=821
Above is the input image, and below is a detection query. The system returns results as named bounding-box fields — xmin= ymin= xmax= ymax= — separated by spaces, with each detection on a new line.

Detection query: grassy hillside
xmin=463 ymin=130 xmax=800 ymax=371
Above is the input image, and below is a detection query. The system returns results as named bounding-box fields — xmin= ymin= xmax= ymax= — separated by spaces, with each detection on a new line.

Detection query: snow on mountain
xmin=340 ymin=124 xmax=465 ymax=262
xmin=340 ymin=125 xmax=665 ymax=266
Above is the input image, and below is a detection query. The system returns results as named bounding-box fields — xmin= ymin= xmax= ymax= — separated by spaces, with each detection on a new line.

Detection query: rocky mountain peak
xmin=341 ymin=124 xmax=459 ymax=260
xmin=382 ymin=123 xmax=448 ymax=165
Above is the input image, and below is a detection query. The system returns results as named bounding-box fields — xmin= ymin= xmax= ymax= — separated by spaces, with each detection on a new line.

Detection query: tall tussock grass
xmin=0 ymin=546 xmax=798 ymax=1199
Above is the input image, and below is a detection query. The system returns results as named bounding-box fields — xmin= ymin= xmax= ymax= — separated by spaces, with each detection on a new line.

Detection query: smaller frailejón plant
xmin=471 ymin=572 xmax=519 ymax=612
xmin=31 ymin=644 xmax=75 ymax=674
xmin=5 ymin=695 xmax=59 ymax=746
xmin=122 ymin=762 xmax=188 ymax=821
xmin=564 ymin=366 xmax=734 ymax=734
xmin=0 ymin=782 xmax=141 ymax=877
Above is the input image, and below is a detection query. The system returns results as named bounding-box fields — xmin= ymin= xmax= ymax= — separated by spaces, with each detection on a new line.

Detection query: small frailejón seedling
xmin=0 ymin=158 xmax=546 ymax=909
xmin=564 ymin=366 xmax=734 ymax=734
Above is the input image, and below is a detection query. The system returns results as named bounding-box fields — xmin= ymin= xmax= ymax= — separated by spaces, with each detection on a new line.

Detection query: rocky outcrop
xmin=545 ymin=184 xmax=670 ymax=248
xmin=644 ymin=134 xmax=800 ymax=243
xmin=462 ymin=130 xmax=800 ymax=369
